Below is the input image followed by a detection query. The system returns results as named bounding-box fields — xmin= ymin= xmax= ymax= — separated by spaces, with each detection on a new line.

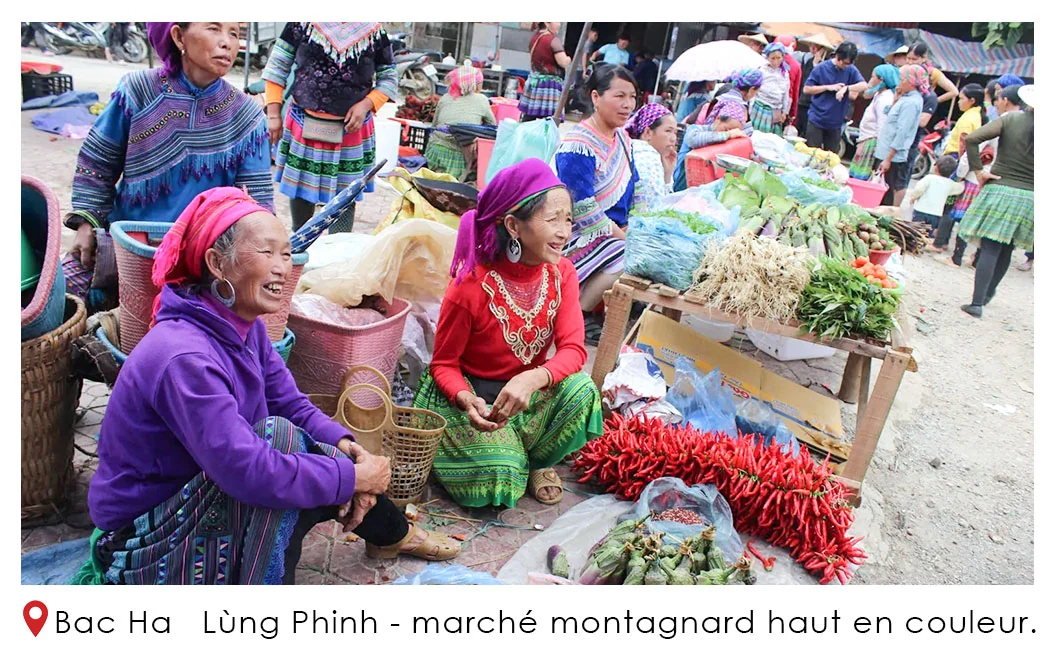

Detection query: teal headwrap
xmin=868 ymin=64 xmax=900 ymax=95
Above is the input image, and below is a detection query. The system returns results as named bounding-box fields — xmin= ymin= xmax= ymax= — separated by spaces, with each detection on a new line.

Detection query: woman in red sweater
xmin=414 ymin=159 xmax=603 ymax=508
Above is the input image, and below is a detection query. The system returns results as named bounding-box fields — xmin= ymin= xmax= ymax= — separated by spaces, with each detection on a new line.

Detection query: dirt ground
xmin=21 ymin=52 xmax=1034 ymax=584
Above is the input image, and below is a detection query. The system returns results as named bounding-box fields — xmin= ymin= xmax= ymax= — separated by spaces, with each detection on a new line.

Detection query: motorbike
xmin=389 ymin=32 xmax=440 ymax=101
xmin=837 ymin=121 xmax=859 ymax=161
xmin=911 ymin=119 xmax=951 ymax=181
xmin=30 ymin=22 xmax=148 ymax=64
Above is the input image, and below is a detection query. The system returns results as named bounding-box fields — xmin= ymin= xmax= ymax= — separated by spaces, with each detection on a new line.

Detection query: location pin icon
xmin=24 ymin=600 xmax=47 ymax=637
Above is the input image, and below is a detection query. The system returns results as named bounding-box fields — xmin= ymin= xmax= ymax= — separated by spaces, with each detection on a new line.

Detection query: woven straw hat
xmin=800 ymin=33 xmax=835 ymax=52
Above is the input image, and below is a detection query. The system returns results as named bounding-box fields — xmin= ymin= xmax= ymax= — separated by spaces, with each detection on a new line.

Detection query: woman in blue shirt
xmin=873 ymin=65 xmax=927 ymax=206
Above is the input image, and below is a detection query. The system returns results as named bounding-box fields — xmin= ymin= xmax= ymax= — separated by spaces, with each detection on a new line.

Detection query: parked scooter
xmin=911 ymin=119 xmax=951 ymax=181
xmin=389 ymin=32 xmax=440 ymax=101
xmin=30 ymin=22 xmax=148 ymax=63
xmin=837 ymin=121 xmax=859 ymax=161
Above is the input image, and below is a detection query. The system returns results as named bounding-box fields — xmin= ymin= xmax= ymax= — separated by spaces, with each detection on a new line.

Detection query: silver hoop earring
xmin=506 ymin=238 xmax=523 ymax=264
xmin=210 ymin=278 xmax=236 ymax=308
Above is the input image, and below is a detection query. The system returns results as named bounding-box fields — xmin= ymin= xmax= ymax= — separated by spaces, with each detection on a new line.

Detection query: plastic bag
xmin=735 ymin=398 xmax=801 ymax=455
xmin=621 ymin=477 xmax=743 ymax=565
xmin=778 ymin=168 xmax=853 ymax=206
xmin=290 ymin=293 xmax=386 ymax=328
xmin=485 ymin=118 xmax=560 ymax=184
xmin=391 ymin=564 xmax=505 ymax=585
xmin=624 ymin=214 xmax=714 ymax=291
xmin=377 ymin=167 xmax=463 ymax=233
xmin=656 ymin=187 xmax=740 ymax=237
xmin=297 ymin=219 xmax=456 ymax=308
xmin=601 ymin=348 xmax=668 ymax=411
xmin=664 ymin=357 xmax=737 ymax=437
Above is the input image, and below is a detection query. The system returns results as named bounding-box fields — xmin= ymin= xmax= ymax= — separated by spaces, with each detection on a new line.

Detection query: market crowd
xmin=43 ymin=21 xmax=1031 ymax=585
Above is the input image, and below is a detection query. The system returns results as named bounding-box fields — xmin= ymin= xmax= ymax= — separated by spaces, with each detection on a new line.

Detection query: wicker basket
xmin=22 ymin=295 xmax=87 ymax=523
xmin=112 ymin=221 xmax=309 ymax=354
xmin=306 ymin=365 xmax=393 ymax=456
xmin=273 ymin=327 xmax=296 ymax=364
xmin=338 ymin=383 xmax=446 ymax=506
xmin=287 ymin=298 xmax=411 ymax=396
xmin=307 ymin=365 xmax=444 ymax=504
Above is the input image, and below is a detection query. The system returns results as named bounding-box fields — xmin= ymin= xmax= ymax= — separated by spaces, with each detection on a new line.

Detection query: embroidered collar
xmin=304 ymin=22 xmax=384 ymax=66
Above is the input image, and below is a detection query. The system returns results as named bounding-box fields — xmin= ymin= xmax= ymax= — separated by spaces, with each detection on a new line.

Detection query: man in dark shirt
xmin=905 ymin=91 xmax=939 ymax=195
xmin=794 ymin=34 xmax=835 ymax=139
xmin=634 ymin=51 xmax=659 ymax=100
xmin=802 ymin=41 xmax=868 ymax=153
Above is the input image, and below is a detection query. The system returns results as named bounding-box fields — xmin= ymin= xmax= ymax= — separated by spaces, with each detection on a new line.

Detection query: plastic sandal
xmin=365 ymin=524 xmax=462 ymax=561
xmin=528 ymin=468 xmax=563 ymax=505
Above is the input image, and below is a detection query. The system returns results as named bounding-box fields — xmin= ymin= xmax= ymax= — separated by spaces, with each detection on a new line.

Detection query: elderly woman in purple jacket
xmin=75 ymin=187 xmax=459 ymax=585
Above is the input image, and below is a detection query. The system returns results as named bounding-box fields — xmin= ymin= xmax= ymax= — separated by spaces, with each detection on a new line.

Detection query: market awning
xmin=824 ymin=23 xmax=905 ymax=59
xmin=917 ymin=30 xmax=1034 ymax=78
xmin=757 ymin=22 xmax=843 ymax=45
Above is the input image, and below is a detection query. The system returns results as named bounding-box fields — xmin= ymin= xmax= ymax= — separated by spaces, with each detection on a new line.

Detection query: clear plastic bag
xmin=735 ymin=398 xmax=801 ymax=455
xmin=624 ymin=214 xmax=713 ymax=291
xmin=622 ymin=477 xmax=743 ymax=564
xmin=664 ymin=357 xmax=737 ymax=437
xmin=778 ymin=168 xmax=853 ymax=206
xmin=484 ymin=118 xmax=560 ymax=184
xmin=290 ymin=293 xmax=386 ymax=328
xmin=391 ymin=564 xmax=505 ymax=585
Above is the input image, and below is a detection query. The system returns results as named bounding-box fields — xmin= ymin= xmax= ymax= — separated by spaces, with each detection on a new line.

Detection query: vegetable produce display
xmin=395 ymin=94 xmax=441 ymax=123
xmin=849 ymin=256 xmax=899 ymax=290
xmin=798 ymin=257 xmax=901 ymax=341
xmin=875 ymin=214 xmax=930 ymax=255
xmin=689 ymin=234 xmax=812 ymax=324
xmin=573 ymin=514 xmax=757 ymax=585
xmin=573 ymin=415 xmax=867 ymax=584
xmin=646 ymin=208 xmax=719 ymax=236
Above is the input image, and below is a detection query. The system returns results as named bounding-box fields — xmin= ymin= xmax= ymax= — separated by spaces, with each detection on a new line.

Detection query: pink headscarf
xmin=450 ymin=159 xmax=565 ymax=284
xmin=624 ymin=103 xmax=672 ymax=139
xmin=445 ymin=61 xmax=484 ymax=99
xmin=901 ymin=64 xmax=931 ymax=95
xmin=150 ymin=187 xmax=270 ymax=324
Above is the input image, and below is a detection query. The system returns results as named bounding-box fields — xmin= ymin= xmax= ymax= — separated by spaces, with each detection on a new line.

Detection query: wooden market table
xmin=591 ymin=275 xmax=918 ymax=505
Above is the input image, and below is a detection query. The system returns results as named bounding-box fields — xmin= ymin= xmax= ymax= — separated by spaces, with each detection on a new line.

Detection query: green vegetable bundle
xmin=798 ymin=257 xmax=901 ymax=341
xmin=575 ymin=517 xmax=756 ymax=585
xmin=647 ymin=208 xmax=718 ymax=236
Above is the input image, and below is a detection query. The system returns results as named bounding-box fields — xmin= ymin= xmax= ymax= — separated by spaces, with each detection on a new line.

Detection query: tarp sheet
xmin=758 ymin=22 xmax=843 ymax=45
xmin=918 ymin=30 xmax=1034 ymax=78
xmin=825 ymin=24 xmax=906 ymax=59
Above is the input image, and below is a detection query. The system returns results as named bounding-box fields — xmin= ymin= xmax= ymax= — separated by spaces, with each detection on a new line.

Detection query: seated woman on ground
xmin=625 ymin=103 xmax=678 ymax=211
xmin=425 ymin=61 xmax=496 ymax=179
xmin=414 ymin=159 xmax=603 ymax=509
xmin=554 ymin=64 xmax=640 ymax=345
xmin=75 ymin=187 xmax=459 ymax=585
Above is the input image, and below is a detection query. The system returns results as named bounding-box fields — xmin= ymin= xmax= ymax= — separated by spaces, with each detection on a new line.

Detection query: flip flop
xmin=365 ymin=524 xmax=461 ymax=561
xmin=528 ymin=468 xmax=564 ymax=505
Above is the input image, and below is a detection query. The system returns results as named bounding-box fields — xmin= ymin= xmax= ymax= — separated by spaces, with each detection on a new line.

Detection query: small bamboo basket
xmin=21 ymin=295 xmax=87 ymax=523
xmin=308 ymin=365 xmax=446 ymax=506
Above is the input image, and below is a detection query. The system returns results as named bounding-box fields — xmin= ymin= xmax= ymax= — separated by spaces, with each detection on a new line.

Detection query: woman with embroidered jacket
xmin=263 ymin=22 xmax=398 ymax=232
xmin=63 ymin=22 xmax=273 ymax=313
xmin=554 ymin=64 xmax=639 ymax=345
xmin=414 ymin=159 xmax=603 ymax=509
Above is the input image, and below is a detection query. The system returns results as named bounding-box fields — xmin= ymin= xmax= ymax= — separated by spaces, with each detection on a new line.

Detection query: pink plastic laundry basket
xmin=286 ymin=298 xmax=412 ymax=396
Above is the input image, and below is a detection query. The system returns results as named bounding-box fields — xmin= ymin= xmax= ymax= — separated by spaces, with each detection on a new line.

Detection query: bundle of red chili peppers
xmin=572 ymin=414 xmax=867 ymax=584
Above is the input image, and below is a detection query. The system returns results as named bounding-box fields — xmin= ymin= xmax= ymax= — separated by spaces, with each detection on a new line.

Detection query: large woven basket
xmin=112 ymin=221 xmax=308 ymax=354
xmin=22 ymin=294 xmax=87 ymax=523
xmin=287 ymin=298 xmax=411 ymax=396
xmin=306 ymin=365 xmax=393 ymax=456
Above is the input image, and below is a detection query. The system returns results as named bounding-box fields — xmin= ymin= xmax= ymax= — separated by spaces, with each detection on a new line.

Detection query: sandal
xmin=528 ymin=468 xmax=564 ymax=505
xmin=365 ymin=524 xmax=461 ymax=561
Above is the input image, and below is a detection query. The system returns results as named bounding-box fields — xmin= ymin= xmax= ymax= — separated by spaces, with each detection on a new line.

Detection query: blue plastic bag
xmin=778 ymin=168 xmax=853 ymax=206
xmin=664 ymin=357 xmax=737 ymax=437
xmin=621 ymin=477 xmax=743 ymax=564
xmin=390 ymin=564 xmax=505 ymax=585
xmin=625 ymin=215 xmax=713 ymax=291
xmin=485 ymin=118 xmax=560 ymax=185
xmin=735 ymin=398 xmax=801 ymax=455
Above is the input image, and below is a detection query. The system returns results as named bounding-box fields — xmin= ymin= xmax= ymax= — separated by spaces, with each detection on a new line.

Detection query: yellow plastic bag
xmin=297 ymin=218 xmax=457 ymax=308
xmin=375 ymin=167 xmax=462 ymax=234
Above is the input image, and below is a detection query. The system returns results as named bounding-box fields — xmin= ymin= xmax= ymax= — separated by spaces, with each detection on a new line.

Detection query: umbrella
xmin=664 ymin=40 xmax=766 ymax=82
xmin=289 ymin=159 xmax=388 ymax=253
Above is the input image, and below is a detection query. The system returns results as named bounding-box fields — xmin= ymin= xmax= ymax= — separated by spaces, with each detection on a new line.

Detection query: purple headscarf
xmin=763 ymin=41 xmax=789 ymax=72
xmin=451 ymin=158 xmax=565 ymax=283
xmin=726 ymin=68 xmax=764 ymax=90
xmin=147 ymin=22 xmax=181 ymax=75
xmin=624 ymin=103 xmax=673 ymax=139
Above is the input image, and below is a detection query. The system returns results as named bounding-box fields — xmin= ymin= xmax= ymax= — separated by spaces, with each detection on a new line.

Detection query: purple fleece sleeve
xmin=153 ymin=354 xmax=357 ymax=509
xmin=259 ymin=334 xmax=354 ymax=447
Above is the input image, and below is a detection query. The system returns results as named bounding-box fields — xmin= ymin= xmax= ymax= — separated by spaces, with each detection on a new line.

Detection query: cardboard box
xmin=634 ymin=311 xmax=850 ymax=459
